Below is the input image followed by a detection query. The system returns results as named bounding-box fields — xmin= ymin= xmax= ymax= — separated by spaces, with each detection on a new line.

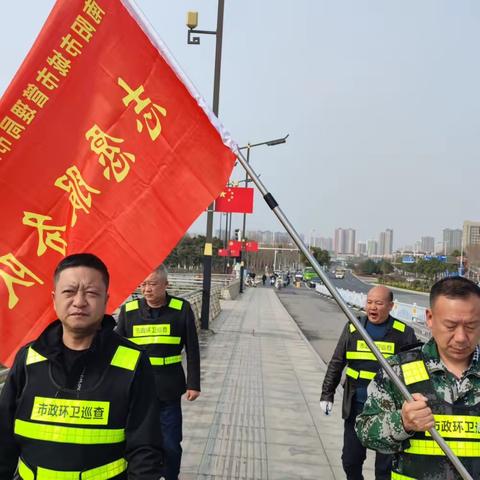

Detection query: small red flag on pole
xmin=0 ymin=0 xmax=236 ymax=366
xmin=218 ymin=248 xmax=229 ymax=257
xmin=214 ymin=186 xmax=254 ymax=213
xmin=245 ymin=241 xmax=259 ymax=252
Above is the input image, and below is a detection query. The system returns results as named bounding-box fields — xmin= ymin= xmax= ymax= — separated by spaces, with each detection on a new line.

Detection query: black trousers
xmin=342 ymin=402 xmax=392 ymax=480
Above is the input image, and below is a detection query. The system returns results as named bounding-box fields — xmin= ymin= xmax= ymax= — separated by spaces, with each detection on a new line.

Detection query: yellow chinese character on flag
xmin=0 ymin=136 xmax=12 ymax=154
xmin=71 ymin=15 xmax=96 ymax=42
xmin=54 ymin=166 xmax=101 ymax=226
xmin=23 ymin=84 xmax=49 ymax=108
xmin=61 ymin=34 xmax=83 ymax=57
xmin=22 ymin=212 xmax=67 ymax=256
xmin=47 ymin=50 xmax=72 ymax=77
xmin=83 ymin=0 xmax=105 ymax=24
xmin=0 ymin=116 xmax=25 ymax=140
xmin=36 ymin=68 xmax=59 ymax=90
xmin=11 ymin=100 xmax=37 ymax=125
xmin=85 ymin=125 xmax=136 ymax=183
xmin=0 ymin=253 xmax=44 ymax=309
xmin=118 ymin=77 xmax=167 ymax=141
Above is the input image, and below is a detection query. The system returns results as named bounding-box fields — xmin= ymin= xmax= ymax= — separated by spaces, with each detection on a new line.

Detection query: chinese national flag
xmin=214 ymin=187 xmax=254 ymax=213
xmin=218 ymin=249 xmax=229 ymax=257
xmin=229 ymin=248 xmax=240 ymax=257
xmin=0 ymin=0 xmax=236 ymax=366
xmin=228 ymin=240 xmax=242 ymax=250
xmin=245 ymin=241 xmax=259 ymax=252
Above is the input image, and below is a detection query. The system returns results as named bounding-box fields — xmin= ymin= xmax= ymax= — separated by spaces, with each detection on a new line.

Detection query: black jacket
xmin=320 ymin=315 xmax=417 ymax=419
xmin=116 ymin=295 xmax=201 ymax=402
xmin=0 ymin=315 xmax=163 ymax=479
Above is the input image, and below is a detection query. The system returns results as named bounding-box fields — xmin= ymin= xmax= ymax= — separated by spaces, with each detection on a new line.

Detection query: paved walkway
xmin=180 ymin=287 xmax=375 ymax=479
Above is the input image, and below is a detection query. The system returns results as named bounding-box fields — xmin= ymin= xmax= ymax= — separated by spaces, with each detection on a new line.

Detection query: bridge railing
xmin=315 ymin=283 xmax=431 ymax=341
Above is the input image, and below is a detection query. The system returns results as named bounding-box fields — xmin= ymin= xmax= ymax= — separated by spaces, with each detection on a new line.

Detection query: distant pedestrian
xmin=320 ymin=285 xmax=417 ymax=480
xmin=262 ymin=274 xmax=267 ymax=285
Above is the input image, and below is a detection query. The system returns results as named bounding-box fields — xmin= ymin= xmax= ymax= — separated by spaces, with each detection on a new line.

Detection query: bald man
xmin=320 ymin=286 xmax=417 ymax=480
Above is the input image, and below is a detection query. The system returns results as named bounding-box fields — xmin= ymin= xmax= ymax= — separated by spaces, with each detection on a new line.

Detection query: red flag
xmin=214 ymin=187 xmax=254 ymax=213
xmin=228 ymin=240 xmax=242 ymax=250
xmin=245 ymin=241 xmax=259 ymax=252
xmin=0 ymin=0 xmax=236 ymax=366
xmin=218 ymin=248 xmax=229 ymax=257
xmin=229 ymin=248 xmax=240 ymax=257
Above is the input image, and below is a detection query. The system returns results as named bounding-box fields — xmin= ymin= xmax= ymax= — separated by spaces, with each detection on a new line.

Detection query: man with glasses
xmin=116 ymin=265 xmax=200 ymax=480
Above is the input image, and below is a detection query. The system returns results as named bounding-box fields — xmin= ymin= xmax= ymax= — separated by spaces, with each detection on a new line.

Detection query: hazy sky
xmin=1 ymin=1 xmax=479 ymax=248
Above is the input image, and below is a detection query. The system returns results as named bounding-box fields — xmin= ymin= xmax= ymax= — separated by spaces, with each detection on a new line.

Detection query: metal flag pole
xmin=234 ymin=148 xmax=473 ymax=480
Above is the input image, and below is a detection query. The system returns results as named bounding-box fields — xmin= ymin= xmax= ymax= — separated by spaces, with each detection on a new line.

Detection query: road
xmin=311 ymin=271 xmax=429 ymax=308
xmin=275 ymin=284 xmax=351 ymax=364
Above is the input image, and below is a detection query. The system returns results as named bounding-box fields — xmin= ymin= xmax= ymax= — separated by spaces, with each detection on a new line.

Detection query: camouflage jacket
xmin=355 ymin=338 xmax=480 ymax=454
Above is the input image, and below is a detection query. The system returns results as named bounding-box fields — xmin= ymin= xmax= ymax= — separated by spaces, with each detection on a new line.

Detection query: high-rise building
xmin=378 ymin=232 xmax=386 ymax=256
xmin=356 ymin=242 xmax=366 ymax=256
xmin=443 ymin=228 xmax=462 ymax=253
xmin=462 ymin=221 xmax=480 ymax=250
xmin=346 ymin=228 xmax=356 ymax=254
xmin=421 ymin=236 xmax=435 ymax=254
xmin=334 ymin=228 xmax=356 ymax=254
xmin=385 ymin=229 xmax=394 ymax=255
xmin=367 ymin=240 xmax=378 ymax=256
xmin=318 ymin=237 xmax=333 ymax=252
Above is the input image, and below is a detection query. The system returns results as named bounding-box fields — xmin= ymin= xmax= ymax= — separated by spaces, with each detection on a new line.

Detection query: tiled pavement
xmin=180 ymin=287 xmax=375 ymax=480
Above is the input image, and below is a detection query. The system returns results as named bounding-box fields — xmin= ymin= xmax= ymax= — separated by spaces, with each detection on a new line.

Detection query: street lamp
xmin=237 ymin=134 xmax=289 ymax=292
xmin=186 ymin=3 xmax=225 ymax=330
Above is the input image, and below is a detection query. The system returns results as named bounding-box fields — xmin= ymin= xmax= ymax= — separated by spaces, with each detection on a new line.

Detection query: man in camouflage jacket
xmin=356 ymin=277 xmax=480 ymax=480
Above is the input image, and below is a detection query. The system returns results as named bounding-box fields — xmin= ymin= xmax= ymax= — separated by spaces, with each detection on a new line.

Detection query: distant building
xmin=443 ymin=228 xmax=462 ymax=253
xmin=317 ymin=237 xmax=333 ymax=252
xmin=356 ymin=242 xmax=367 ymax=256
xmin=421 ymin=236 xmax=435 ymax=254
xmin=367 ymin=240 xmax=378 ymax=256
xmin=377 ymin=229 xmax=394 ymax=256
xmin=463 ymin=221 xmax=480 ymax=250
xmin=335 ymin=228 xmax=356 ymax=254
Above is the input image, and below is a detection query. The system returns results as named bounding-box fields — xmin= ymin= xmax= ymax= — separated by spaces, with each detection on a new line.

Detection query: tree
xmin=358 ymin=259 xmax=380 ymax=275
xmin=451 ymin=249 xmax=461 ymax=257
xmin=300 ymin=247 xmax=331 ymax=268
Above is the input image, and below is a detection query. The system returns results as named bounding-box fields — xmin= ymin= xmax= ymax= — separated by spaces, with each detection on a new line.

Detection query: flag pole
xmin=234 ymin=148 xmax=473 ymax=480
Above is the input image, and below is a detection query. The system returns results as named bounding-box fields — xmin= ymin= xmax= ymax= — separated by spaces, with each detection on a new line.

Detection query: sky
xmin=1 ymin=1 xmax=479 ymax=249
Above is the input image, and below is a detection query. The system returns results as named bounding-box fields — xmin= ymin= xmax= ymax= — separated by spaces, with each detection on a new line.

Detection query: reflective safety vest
xmin=345 ymin=318 xmax=408 ymax=388
xmin=391 ymin=349 xmax=480 ymax=480
xmin=124 ymin=297 xmax=185 ymax=368
xmin=14 ymin=344 xmax=141 ymax=479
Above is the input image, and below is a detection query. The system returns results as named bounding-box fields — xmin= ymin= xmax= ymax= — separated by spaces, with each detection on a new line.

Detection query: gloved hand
xmin=320 ymin=400 xmax=333 ymax=416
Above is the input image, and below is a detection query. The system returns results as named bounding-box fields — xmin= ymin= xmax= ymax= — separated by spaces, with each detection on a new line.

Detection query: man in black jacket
xmin=320 ymin=285 xmax=417 ymax=480
xmin=0 ymin=253 xmax=163 ymax=479
xmin=116 ymin=265 xmax=200 ymax=480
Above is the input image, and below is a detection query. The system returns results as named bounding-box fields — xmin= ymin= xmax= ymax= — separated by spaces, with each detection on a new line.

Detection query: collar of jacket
xmin=31 ymin=315 xmax=117 ymax=363
xmin=359 ymin=314 xmax=394 ymax=330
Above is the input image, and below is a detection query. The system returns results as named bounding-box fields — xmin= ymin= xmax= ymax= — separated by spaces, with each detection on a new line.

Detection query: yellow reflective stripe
xmin=19 ymin=458 xmax=127 ymax=480
xmin=14 ymin=419 xmax=125 ymax=444
xmin=26 ymin=347 xmax=47 ymax=366
xmin=18 ymin=459 xmax=34 ymax=480
xmin=405 ymin=439 xmax=480 ymax=457
xmin=425 ymin=415 xmax=480 ymax=439
xmin=129 ymin=336 xmax=181 ymax=345
xmin=349 ymin=323 xmax=356 ymax=333
xmin=346 ymin=367 xmax=359 ymax=379
xmin=391 ymin=472 xmax=416 ymax=480
xmin=346 ymin=351 xmax=391 ymax=360
xmin=346 ymin=367 xmax=376 ymax=380
xmin=110 ymin=345 xmax=140 ymax=371
xmin=393 ymin=320 xmax=406 ymax=332
xmin=357 ymin=340 xmax=395 ymax=354
xmin=125 ymin=299 xmax=139 ymax=312
xmin=31 ymin=397 xmax=109 ymax=425
xmin=401 ymin=360 xmax=429 ymax=385
xmin=149 ymin=355 xmax=182 ymax=366
xmin=133 ymin=324 xmax=170 ymax=337
xmin=169 ymin=298 xmax=183 ymax=310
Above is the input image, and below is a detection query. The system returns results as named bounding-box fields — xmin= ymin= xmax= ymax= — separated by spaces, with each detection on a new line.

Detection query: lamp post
xmin=237 ymin=135 xmax=289 ymax=293
xmin=186 ymin=3 xmax=225 ymax=330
